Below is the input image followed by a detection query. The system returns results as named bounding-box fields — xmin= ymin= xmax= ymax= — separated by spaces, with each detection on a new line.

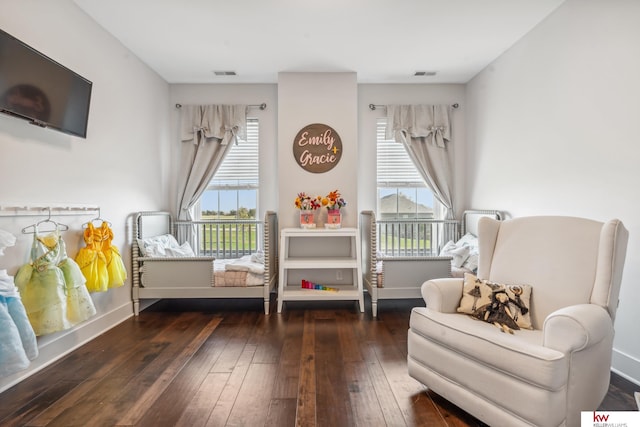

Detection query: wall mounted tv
xmin=0 ymin=28 xmax=92 ymax=138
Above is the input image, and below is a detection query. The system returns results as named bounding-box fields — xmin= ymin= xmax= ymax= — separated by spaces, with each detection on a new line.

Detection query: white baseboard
xmin=612 ymin=348 xmax=640 ymax=387
xmin=0 ymin=302 xmax=133 ymax=394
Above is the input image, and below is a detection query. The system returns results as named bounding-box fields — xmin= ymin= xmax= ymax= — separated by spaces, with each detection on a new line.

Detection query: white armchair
xmin=408 ymin=216 xmax=628 ymax=427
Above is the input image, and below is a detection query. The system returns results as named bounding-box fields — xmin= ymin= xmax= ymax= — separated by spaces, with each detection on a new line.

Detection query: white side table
xmin=277 ymin=227 xmax=364 ymax=313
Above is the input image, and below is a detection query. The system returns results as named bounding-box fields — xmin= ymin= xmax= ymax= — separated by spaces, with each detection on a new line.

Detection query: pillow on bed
xmin=164 ymin=242 xmax=196 ymax=257
xmin=137 ymin=234 xmax=195 ymax=257
xmin=462 ymin=252 xmax=479 ymax=272
xmin=456 ymin=233 xmax=478 ymax=250
xmin=441 ymin=233 xmax=481 ymax=272
xmin=440 ymin=239 xmax=471 ymax=268
xmin=457 ymin=233 xmax=480 ymax=272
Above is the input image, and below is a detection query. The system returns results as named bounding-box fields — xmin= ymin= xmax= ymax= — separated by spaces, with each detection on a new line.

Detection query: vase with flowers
xmin=295 ymin=192 xmax=320 ymax=228
xmin=321 ymin=189 xmax=347 ymax=229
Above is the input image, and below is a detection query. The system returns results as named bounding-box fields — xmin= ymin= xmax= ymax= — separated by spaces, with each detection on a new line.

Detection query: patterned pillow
xmin=457 ymin=273 xmax=493 ymax=315
xmin=457 ymin=273 xmax=533 ymax=330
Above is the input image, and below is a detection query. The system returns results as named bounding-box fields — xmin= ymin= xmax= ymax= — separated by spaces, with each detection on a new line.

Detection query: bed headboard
xmin=462 ymin=210 xmax=503 ymax=236
xmin=135 ymin=211 xmax=172 ymax=239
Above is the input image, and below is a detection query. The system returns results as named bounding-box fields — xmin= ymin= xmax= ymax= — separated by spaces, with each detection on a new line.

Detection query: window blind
xmin=376 ymin=118 xmax=424 ymax=187
xmin=210 ymin=118 xmax=259 ymax=188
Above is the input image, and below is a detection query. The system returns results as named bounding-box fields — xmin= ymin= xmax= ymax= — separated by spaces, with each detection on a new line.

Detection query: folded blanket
xmin=251 ymin=250 xmax=265 ymax=264
xmin=224 ymin=255 xmax=265 ymax=274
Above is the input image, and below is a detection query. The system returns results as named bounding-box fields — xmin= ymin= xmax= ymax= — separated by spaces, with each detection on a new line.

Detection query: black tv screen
xmin=0 ymin=29 xmax=92 ymax=138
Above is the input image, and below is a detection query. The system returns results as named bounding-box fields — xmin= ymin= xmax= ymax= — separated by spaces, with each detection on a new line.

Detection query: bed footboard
xmin=360 ymin=211 xmax=455 ymax=317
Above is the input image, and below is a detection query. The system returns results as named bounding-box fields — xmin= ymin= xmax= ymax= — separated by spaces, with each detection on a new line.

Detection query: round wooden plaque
xmin=292 ymin=123 xmax=342 ymax=173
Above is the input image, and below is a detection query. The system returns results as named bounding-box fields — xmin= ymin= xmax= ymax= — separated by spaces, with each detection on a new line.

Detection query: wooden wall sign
xmin=292 ymin=123 xmax=342 ymax=173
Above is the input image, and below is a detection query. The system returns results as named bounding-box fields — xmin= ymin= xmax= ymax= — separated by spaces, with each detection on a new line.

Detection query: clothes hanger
xmin=82 ymin=208 xmax=112 ymax=228
xmin=21 ymin=207 xmax=69 ymax=234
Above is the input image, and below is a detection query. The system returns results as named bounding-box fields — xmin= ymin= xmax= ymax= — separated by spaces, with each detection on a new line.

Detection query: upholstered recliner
xmin=408 ymin=216 xmax=628 ymax=427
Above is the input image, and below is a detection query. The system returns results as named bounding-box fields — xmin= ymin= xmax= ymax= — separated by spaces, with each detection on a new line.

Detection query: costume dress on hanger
xmin=14 ymin=228 xmax=70 ymax=336
xmin=75 ymin=223 xmax=108 ymax=293
xmin=0 ymin=229 xmax=38 ymax=378
xmin=1 ymin=270 xmax=39 ymax=377
xmin=100 ymin=222 xmax=127 ymax=289
xmin=58 ymin=237 xmax=96 ymax=325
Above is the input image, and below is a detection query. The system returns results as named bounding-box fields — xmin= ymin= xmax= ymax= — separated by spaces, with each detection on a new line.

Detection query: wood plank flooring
xmin=0 ymin=296 xmax=638 ymax=426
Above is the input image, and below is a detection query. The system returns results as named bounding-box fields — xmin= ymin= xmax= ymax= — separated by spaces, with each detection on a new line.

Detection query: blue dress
xmin=0 ymin=269 xmax=38 ymax=378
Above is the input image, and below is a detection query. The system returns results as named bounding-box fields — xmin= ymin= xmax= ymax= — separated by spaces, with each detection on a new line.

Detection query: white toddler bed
xmin=132 ymin=211 xmax=278 ymax=315
xmin=360 ymin=209 xmax=502 ymax=317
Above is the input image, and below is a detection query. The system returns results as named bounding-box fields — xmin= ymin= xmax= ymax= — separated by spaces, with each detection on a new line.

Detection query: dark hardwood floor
xmin=0 ymin=296 xmax=637 ymax=426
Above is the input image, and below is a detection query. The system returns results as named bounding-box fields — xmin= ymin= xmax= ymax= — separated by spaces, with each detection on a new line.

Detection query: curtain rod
xmin=368 ymin=103 xmax=459 ymax=111
xmin=175 ymin=103 xmax=267 ymax=110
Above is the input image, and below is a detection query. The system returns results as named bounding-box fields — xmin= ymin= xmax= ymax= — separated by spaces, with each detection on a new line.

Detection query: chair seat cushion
xmin=410 ymin=307 xmax=567 ymax=391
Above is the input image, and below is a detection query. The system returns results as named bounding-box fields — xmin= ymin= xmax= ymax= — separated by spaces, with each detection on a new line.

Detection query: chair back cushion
xmin=477 ymin=216 xmax=628 ymax=329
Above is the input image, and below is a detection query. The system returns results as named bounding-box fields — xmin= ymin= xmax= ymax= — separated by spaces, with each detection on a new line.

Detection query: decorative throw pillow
xmin=457 ymin=273 xmax=533 ymax=330
xmin=457 ymin=273 xmax=493 ymax=315
xmin=496 ymin=281 xmax=533 ymax=330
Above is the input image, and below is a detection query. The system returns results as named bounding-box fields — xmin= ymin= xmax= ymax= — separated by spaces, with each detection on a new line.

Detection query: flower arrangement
xmin=294 ymin=192 xmax=320 ymax=210
xmin=321 ymin=189 xmax=347 ymax=211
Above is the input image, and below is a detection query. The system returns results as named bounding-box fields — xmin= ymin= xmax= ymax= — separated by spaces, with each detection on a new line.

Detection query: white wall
xmin=466 ymin=0 xmax=640 ymax=384
xmin=168 ymin=84 xmax=278 ymax=218
xmin=0 ymin=0 xmax=170 ymax=392
xmin=357 ymin=84 xmax=466 ymax=216
xmin=278 ymin=72 xmax=358 ymax=229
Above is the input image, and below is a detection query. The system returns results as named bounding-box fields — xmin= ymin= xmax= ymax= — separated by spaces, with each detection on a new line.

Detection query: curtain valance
xmin=386 ymin=104 xmax=451 ymax=148
xmin=181 ymin=104 xmax=247 ymax=145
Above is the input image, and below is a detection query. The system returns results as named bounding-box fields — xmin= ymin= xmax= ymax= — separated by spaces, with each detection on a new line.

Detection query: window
xmin=198 ymin=118 xmax=259 ymax=219
xmin=376 ymin=118 xmax=437 ymax=220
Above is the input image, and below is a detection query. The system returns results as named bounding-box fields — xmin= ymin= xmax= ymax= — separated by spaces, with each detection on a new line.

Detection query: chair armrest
xmin=542 ymin=304 xmax=613 ymax=354
xmin=421 ymin=278 xmax=464 ymax=313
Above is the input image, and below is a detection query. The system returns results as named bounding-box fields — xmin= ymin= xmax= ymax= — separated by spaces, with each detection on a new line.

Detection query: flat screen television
xmin=0 ymin=28 xmax=92 ymax=138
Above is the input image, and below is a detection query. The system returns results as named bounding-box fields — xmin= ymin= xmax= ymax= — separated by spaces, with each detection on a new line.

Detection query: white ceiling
xmin=73 ymin=0 xmax=565 ymax=84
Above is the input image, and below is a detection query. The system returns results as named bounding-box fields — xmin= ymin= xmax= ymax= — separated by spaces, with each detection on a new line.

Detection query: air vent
xmin=414 ymin=71 xmax=437 ymax=76
xmin=213 ymin=71 xmax=237 ymax=76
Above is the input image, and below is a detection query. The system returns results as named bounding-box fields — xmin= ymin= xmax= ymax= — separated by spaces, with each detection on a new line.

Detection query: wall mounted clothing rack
xmin=0 ymin=204 xmax=100 ymax=217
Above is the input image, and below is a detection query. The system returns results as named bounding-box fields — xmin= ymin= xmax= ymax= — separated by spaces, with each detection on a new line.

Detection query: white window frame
xmin=376 ymin=118 xmax=439 ymax=219
xmin=196 ymin=118 xmax=259 ymax=219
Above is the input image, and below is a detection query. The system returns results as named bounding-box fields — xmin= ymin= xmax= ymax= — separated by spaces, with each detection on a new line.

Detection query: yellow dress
xmin=75 ymin=223 xmax=109 ymax=293
xmin=100 ymin=222 xmax=127 ymax=289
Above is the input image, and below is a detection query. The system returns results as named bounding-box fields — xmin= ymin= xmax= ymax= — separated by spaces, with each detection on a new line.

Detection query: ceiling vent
xmin=414 ymin=71 xmax=437 ymax=76
xmin=213 ymin=71 xmax=237 ymax=76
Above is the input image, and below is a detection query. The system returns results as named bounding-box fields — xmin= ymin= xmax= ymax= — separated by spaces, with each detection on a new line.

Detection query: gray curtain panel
xmin=176 ymin=104 xmax=247 ymax=221
xmin=386 ymin=104 xmax=455 ymax=223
